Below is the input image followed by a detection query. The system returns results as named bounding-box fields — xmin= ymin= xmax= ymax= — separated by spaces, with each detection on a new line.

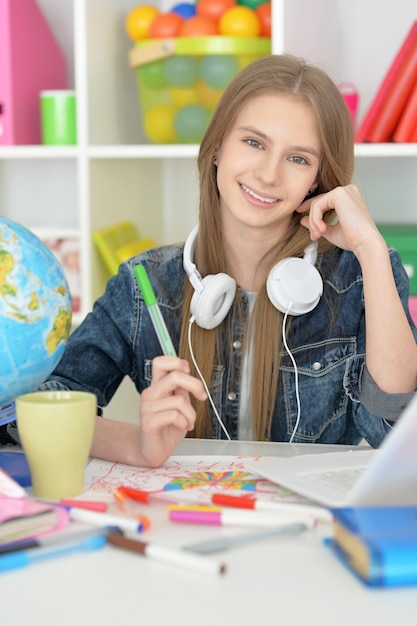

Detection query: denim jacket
xmin=39 ymin=244 xmax=417 ymax=448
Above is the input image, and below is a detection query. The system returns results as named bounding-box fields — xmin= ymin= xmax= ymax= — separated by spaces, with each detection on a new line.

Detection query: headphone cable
xmin=188 ymin=310 xmax=300 ymax=443
xmin=187 ymin=316 xmax=232 ymax=441
xmin=282 ymin=307 xmax=301 ymax=444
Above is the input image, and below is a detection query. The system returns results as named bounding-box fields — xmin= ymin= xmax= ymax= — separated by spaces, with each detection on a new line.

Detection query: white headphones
xmin=183 ymin=226 xmax=236 ymax=330
xmin=183 ymin=225 xmax=323 ymax=329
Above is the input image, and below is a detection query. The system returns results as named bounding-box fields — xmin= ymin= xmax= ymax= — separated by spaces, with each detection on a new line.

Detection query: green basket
xmin=378 ymin=224 xmax=417 ymax=295
xmin=129 ymin=36 xmax=271 ymax=144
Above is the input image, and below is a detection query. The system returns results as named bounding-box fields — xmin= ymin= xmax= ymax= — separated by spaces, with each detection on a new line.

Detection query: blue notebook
xmin=326 ymin=506 xmax=417 ymax=587
xmin=0 ymin=451 xmax=31 ymax=488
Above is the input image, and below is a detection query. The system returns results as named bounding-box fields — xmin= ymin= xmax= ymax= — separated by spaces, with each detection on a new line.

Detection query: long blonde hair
xmin=179 ymin=54 xmax=354 ymax=440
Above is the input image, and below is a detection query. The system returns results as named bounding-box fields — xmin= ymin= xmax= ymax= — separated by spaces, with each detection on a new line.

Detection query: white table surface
xmin=2 ymin=439 xmax=417 ymax=626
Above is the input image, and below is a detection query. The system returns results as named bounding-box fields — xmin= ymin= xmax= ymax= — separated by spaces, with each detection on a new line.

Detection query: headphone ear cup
xmin=190 ymin=273 xmax=236 ymax=330
xmin=267 ymin=257 xmax=323 ymax=316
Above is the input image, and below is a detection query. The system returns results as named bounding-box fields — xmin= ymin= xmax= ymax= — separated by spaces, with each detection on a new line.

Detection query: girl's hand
xmin=137 ymin=356 xmax=207 ymax=467
xmin=296 ymin=184 xmax=384 ymax=259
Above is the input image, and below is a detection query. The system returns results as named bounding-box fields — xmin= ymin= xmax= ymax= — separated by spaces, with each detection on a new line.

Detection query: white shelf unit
xmin=0 ymin=0 xmax=417 ymax=322
xmin=1 ymin=0 xmax=416 ymax=328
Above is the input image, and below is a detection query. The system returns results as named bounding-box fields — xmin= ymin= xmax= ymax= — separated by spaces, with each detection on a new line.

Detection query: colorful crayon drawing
xmin=164 ymin=471 xmax=257 ymax=492
xmin=81 ymin=456 xmax=309 ymax=505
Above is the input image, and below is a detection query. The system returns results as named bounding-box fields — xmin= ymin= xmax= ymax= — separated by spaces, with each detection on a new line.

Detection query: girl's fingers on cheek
xmin=309 ymin=204 xmax=328 ymax=234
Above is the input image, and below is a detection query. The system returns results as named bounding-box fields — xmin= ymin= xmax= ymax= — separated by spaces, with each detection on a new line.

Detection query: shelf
xmin=2 ymin=143 xmax=416 ymax=162
xmin=87 ymin=145 xmax=199 ymax=159
xmin=0 ymin=146 xmax=79 ymax=159
xmin=354 ymin=144 xmax=417 ymax=158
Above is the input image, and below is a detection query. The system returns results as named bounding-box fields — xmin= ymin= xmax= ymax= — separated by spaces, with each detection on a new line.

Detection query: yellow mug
xmin=16 ymin=390 xmax=96 ymax=499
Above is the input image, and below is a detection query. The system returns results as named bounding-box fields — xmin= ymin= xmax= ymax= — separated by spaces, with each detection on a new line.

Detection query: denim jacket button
xmin=312 ymin=361 xmax=322 ymax=371
xmin=227 ymin=392 xmax=237 ymax=401
xmin=233 ymin=341 xmax=241 ymax=349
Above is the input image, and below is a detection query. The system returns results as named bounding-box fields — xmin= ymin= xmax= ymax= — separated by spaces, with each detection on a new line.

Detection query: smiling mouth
xmin=240 ymin=183 xmax=278 ymax=204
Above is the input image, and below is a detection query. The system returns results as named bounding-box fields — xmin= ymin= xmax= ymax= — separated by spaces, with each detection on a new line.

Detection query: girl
xmin=32 ymin=55 xmax=417 ymax=467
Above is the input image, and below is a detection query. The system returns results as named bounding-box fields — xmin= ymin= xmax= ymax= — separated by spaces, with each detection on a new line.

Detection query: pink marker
xmin=168 ymin=506 xmax=316 ymax=529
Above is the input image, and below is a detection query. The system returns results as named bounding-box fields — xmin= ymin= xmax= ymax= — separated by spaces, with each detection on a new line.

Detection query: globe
xmin=0 ymin=217 xmax=72 ymax=406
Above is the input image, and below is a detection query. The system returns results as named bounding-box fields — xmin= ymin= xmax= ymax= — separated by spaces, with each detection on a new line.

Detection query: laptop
xmin=244 ymin=393 xmax=417 ymax=508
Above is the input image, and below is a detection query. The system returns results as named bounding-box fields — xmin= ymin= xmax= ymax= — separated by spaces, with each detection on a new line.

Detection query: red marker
xmin=60 ymin=499 xmax=108 ymax=512
xmin=114 ymin=486 xmax=180 ymax=506
xmin=211 ymin=494 xmax=332 ymax=523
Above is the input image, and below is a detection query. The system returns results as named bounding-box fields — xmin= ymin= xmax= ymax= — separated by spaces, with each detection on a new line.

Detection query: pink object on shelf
xmin=0 ymin=0 xmax=67 ymax=145
xmin=409 ymin=297 xmax=417 ymax=326
xmin=338 ymin=82 xmax=359 ymax=127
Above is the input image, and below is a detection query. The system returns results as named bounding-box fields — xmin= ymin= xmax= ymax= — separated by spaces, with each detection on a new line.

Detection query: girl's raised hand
xmin=137 ymin=356 xmax=207 ymax=467
xmin=296 ymin=184 xmax=384 ymax=259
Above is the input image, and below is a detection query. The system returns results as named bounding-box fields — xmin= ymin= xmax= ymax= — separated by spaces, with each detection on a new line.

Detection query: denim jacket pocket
xmin=280 ymin=338 xmax=357 ymax=442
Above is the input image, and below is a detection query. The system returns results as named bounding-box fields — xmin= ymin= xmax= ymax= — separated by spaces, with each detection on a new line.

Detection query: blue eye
xmin=246 ymin=138 xmax=263 ymax=149
xmin=290 ymin=155 xmax=307 ymax=164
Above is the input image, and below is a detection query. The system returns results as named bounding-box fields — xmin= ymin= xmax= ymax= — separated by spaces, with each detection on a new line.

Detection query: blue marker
xmin=134 ymin=265 xmax=177 ymax=357
xmin=0 ymin=531 xmax=107 ymax=573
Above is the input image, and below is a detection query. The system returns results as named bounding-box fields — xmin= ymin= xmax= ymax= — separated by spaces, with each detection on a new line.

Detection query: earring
xmin=212 ymin=155 xmax=217 ymax=164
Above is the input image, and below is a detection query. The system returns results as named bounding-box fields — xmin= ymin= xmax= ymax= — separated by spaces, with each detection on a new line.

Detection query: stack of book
xmin=356 ymin=21 xmax=417 ymax=143
xmin=327 ymin=506 xmax=417 ymax=587
xmin=0 ymin=495 xmax=65 ymax=546
xmin=0 ymin=458 xmax=69 ymax=548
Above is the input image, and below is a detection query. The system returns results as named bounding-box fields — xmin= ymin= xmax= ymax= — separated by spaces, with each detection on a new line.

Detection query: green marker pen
xmin=134 ymin=265 xmax=177 ymax=357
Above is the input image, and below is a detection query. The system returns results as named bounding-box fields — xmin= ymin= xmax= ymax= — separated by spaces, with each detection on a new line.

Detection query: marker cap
xmin=134 ymin=265 xmax=156 ymax=306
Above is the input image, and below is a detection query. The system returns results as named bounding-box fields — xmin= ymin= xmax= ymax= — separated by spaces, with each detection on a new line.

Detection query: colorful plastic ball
xmin=164 ymin=55 xmax=199 ymax=88
xmin=219 ymin=6 xmax=260 ymax=37
xmin=125 ymin=5 xmax=160 ymax=41
xmin=196 ymin=0 xmax=237 ymax=23
xmin=196 ymin=80 xmax=224 ymax=110
xmin=144 ymin=104 xmax=178 ymax=143
xmin=237 ymin=0 xmax=268 ymax=10
xmin=175 ymin=104 xmax=210 ymax=142
xmin=179 ymin=14 xmax=219 ymax=36
xmin=172 ymin=2 xmax=196 ymax=19
xmin=170 ymin=85 xmax=199 ymax=107
xmin=235 ymin=53 xmax=258 ymax=70
xmin=255 ymin=2 xmax=271 ymax=37
xmin=148 ymin=12 xmax=185 ymax=38
xmin=200 ymin=54 xmax=239 ymax=90
xmin=140 ymin=60 xmax=168 ymax=89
